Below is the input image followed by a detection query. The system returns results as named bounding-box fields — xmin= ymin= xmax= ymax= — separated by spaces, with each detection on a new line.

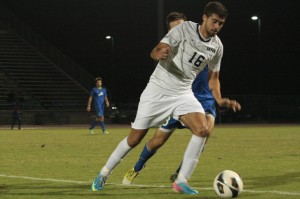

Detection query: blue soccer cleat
xmin=91 ymin=175 xmax=107 ymax=191
xmin=172 ymin=182 xmax=199 ymax=195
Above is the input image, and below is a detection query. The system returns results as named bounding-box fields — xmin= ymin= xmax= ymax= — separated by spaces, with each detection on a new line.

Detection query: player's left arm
xmin=105 ymin=96 xmax=109 ymax=107
xmin=208 ymin=70 xmax=241 ymax=112
xmin=104 ymin=88 xmax=109 ymax=107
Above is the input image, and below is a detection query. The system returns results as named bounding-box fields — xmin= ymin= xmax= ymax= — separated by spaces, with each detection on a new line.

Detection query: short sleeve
xmin=208 ymin=43 xmax=223 ymax=72
xmin=160 ymin=22 xmax=186 ymax=48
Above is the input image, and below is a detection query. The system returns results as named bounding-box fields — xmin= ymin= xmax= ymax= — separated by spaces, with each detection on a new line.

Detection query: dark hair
xmin=95 ymin=77 xmax=102 ymax=82
xmin=166 ymin=12 xmax=187 ymax=30
xmin=203 ymin=2 xmax=228 ymax=19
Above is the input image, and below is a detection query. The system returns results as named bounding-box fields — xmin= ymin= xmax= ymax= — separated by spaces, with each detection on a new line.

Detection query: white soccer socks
xmin=176 ymin=135 xmax=206 ymax=183
xmin=100 ymin=136 xmax=132 ymax=176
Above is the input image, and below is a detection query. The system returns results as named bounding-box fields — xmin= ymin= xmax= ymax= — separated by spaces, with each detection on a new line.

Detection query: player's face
xmin=202 ymin=13 xmax=225 ymax=37
xmin=169 ymin=19 xmax=185 ymax=30
xmin=96 ymin=80 xmax=102 ymax=88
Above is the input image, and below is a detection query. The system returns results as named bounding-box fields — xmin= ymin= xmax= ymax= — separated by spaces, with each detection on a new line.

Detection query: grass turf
xmin=0 ymin=125 xmax=300 ymax=198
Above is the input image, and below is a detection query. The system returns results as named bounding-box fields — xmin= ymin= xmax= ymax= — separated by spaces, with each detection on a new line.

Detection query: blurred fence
xmin=216 ymin=95 xmax=300 ymax=124
xmin=0 ymin=4 xmax=94 ymax=92
xmin=1 ymin=95 xmax=299 ymax=125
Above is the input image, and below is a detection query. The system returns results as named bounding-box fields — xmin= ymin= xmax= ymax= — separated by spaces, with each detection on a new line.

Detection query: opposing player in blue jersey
xmin=87 ymin=77 xmax=110 ymax=134
xmin=122 ymin=11 xmax=241 ymax=189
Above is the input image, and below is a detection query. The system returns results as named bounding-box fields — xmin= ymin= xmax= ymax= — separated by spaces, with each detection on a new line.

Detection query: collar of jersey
xmin=197 ymin=24 xmax=211 ymax=43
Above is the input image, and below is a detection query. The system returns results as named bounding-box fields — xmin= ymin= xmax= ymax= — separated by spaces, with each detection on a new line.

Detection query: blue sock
xmin=89 ymin=121 xmax=97 ymax=130
xmin=100 ymin=121 xmax=106 ymax=131
xmin=134 ymin=144 xmax=156 ymax=172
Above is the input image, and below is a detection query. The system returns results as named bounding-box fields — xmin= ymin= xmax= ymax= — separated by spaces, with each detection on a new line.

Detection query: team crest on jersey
xmin=199 ymin=45 xmax=216 ymax=56
xmin=98 ymin=91 xmax=104 ymax=96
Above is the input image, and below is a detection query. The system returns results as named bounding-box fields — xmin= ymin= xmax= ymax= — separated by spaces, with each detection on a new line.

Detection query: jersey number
xmin=188 ymin=52 xmax=205 ymax=67
xmin=162 ymin=116 xmax=171 ymax=126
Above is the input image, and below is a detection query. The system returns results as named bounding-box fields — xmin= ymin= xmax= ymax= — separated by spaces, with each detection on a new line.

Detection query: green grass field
xmin=1 ymin=125 xmax=300 ymax=198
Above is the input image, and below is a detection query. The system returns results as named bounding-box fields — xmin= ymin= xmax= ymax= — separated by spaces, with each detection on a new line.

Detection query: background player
xmin=87 ymin=77 xmax=110 ymax=134
xmin=122 ymin=11 xmax=241 ymax=185
xmin=11 ymin=100 xmax=23 ymax=130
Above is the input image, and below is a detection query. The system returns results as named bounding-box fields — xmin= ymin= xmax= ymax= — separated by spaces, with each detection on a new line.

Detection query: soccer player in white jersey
xmin=122 ymin=11 xmax=241 ymax=191
xmin=91 ymin=2 xmax=232 ymax=194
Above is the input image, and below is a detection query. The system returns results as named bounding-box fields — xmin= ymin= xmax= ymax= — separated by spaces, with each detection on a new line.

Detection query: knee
xmin=127 ymin=137 xmax=141 ymax=148
xmin=191 ymin=125 xmax=209 ymax=137
xmin=127 ymin=133 xmax=146 ymax=148
xmin=96 ymin=117 xmax=104 ymax=122
xmin=127 ymin=129 xmax=148 ymax=147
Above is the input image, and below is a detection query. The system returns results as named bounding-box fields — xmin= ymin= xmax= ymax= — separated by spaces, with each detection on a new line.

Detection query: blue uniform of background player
xmin=87 ymin=77 xmax=110 ymax=134
xmin=90 ymin=87 xmax=107 ymax=116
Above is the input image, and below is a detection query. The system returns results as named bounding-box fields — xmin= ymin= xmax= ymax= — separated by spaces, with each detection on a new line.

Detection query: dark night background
xmin=0 ymin=0 xmax=299 ymax=104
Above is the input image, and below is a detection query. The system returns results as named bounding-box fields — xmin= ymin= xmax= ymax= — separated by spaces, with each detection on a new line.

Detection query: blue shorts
xmin=95 ymin=108 xmax=104 ymax=117
xmin=160 ymin=100 xmax=216 ymax=130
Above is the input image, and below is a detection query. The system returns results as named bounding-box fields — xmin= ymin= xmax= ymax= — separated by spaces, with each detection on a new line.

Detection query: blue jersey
xmin=161 ymin=65 xmax=215 ymax=130
xmin=90 ymin=87 xmax=107 ymax=116
xmin=192 ymin=65 xmax=215 ymax=116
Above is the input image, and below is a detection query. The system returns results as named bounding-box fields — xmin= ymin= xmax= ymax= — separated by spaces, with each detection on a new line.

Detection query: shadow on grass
xmin=0 ymin=182 xmax=224 ymax=198
xmin=247 ymin=171 xmax=300 ymax=187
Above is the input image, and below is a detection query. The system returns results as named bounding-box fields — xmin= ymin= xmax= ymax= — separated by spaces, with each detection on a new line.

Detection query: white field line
xmin=1 ymin=174 xmax=300 ymax=196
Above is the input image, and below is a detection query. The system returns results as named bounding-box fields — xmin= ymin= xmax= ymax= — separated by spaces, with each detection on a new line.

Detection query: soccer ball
xmin=213 ymin=170 xmax=243 ymax=198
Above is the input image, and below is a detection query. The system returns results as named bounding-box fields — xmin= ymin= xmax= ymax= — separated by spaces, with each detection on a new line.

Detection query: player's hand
xmin=152 ymin=45 xmax=171 ymax=61
xmin=157 ymin=47 xmax=171 ymax=60
xmin=106 ymin=101 xmax=110 ymax=107
xmin=218 ymin=98 xmax=241 ymax=112
xmin=86 ymin=106 xmax=91 ymax=112
xmin=228 ymin=99 xmax=241 ymax=112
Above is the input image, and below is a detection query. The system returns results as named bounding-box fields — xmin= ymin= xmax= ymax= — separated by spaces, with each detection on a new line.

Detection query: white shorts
xmin=131 ymin=87 xmax=204 ymax=129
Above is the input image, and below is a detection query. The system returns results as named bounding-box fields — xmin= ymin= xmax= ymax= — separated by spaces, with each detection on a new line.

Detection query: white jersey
xmin=148 ymin=21 xmax=223 ymax=95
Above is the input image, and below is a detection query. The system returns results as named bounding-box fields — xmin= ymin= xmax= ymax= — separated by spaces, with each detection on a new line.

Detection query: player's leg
xmin=136 ymin=129 xmax=173 ymax=170
xmin=204 ymin=113 xmax=215 ymax=144
xmin=170 ymin=113 xmax=215 ymax=182
xmin=11 ymin=114 xmax=18 ymax=130
xmin=123 ymin=127 xmax=174 ymax=184
xmin=170 ymin=161 xmax=182 ymax=182
xmin=18 ymin=116 xmax=21 ymax=130
xmin=172 ymin=112 xmax=208 ymax=194
xmin=95 ymin=108 xmax=108 ymax=134
xmin=11 ymin=117 xmax=15 ymax=130
xmin=92 ymin=89 xmax=175 ymax=190
xmin=99 ymin=116 xmax=106 ymax=132
xmin=92 ymin=128 xmax=148 ymax=191
xmin=144 ymin=117 xmax=181 ymax=156
xmin=168 ymin=93 xmax=207 ymax=194
xmin=88 ymin=113 xmax=98 ymax=134
xmin=98 ymin=115 xmax=108 ymax=134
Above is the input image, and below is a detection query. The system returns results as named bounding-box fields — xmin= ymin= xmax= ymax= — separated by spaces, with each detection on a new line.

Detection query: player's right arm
xmin=151 ymin=22 xmax=184 ymax=61
xmin=150 ymin=42 xmax=171 ymax=61
xmin=208 ymin=70 xmax=241 ymax=112
xmin=86 ymin=96 xmax=93 ymax=112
